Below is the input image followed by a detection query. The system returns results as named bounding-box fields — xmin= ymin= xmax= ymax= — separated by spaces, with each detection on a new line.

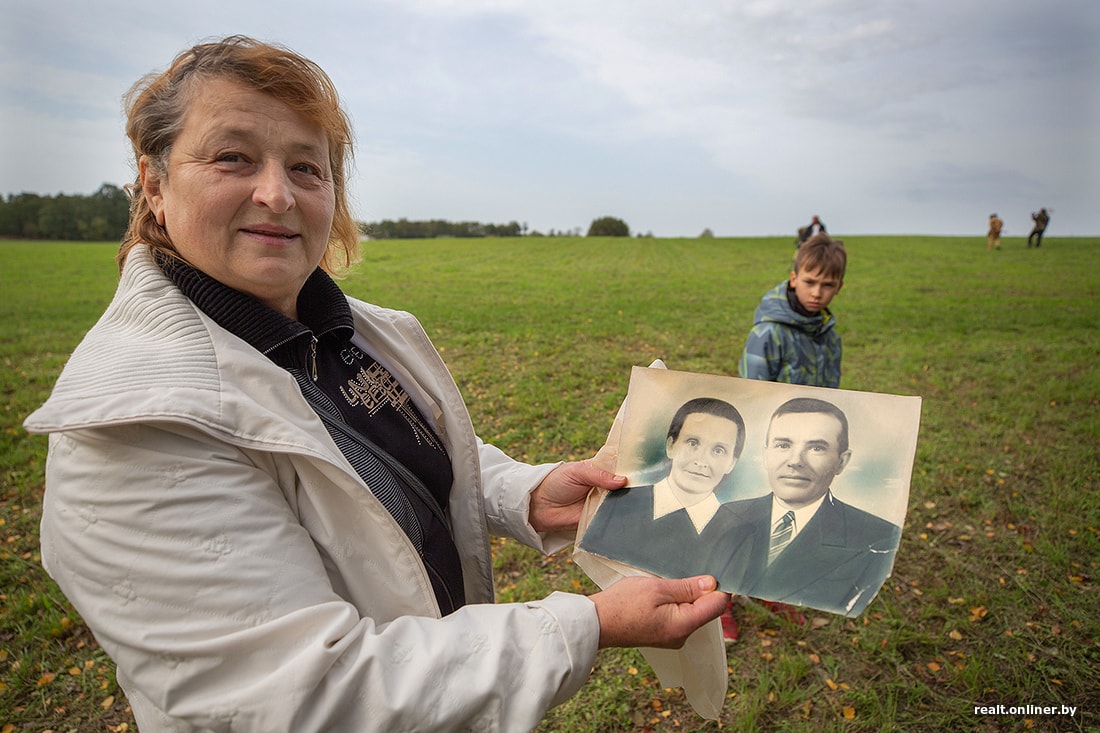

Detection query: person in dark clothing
xmin=1028 ymin=208 xmax=1050 ymax=248
xmin=798 ymin=215 xmax=827 ymax=244
xmin=715 ymin=398 xmax=901 ymax=617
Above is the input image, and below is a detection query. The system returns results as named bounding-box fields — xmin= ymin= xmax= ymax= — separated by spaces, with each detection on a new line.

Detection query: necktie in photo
xmin=768 ymin=510 xmax=795 ymax=565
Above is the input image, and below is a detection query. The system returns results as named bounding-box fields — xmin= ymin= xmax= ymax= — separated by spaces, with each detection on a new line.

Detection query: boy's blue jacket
xmin=739 ymin=281 xmax=842 ymax=387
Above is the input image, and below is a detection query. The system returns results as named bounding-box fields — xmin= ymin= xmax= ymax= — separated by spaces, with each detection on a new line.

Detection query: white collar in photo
xmin=652 ymin=477 xmax=722 ymax=534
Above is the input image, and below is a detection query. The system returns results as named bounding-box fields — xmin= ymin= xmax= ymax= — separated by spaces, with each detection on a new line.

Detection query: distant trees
xmin=0 ymin=184 xmax=130 ymax=241
xmin=586 ymin=216 xmax=630 ymax=237
xmin=0 ymin=190 xmax=645 ymax=244
xmin=364 ymin=219 xmax=525 ymax=239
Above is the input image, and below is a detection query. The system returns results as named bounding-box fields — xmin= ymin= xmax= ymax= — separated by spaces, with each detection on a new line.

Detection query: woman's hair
xmin=794 ymin=233 xmax=846 ymax=280
xmin=666 ymin=397 xmax=747 ymax=461
xmin=118 ymin=35 xmax=358 ymax=273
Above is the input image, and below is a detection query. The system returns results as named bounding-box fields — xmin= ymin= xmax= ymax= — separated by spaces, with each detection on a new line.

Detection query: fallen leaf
xmin=843 ymin=706 xmax=856 ymax=719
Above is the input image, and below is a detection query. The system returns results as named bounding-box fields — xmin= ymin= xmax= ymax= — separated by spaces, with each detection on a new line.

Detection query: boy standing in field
xmin=739 ymin=234 xmax=846 ymax=388
xmin=723 ymin=233 xmax=847 ymax=640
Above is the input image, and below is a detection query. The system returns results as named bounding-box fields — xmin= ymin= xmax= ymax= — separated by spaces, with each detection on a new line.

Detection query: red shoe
xmin=720 ymin=600 xmax=740 ymax=642
xmin=757 ymin=599 xmax=807 ymax=626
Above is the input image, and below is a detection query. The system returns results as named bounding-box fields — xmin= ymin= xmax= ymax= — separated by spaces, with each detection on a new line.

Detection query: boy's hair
xmin=794 ymin=233 xmax=847 ymax=280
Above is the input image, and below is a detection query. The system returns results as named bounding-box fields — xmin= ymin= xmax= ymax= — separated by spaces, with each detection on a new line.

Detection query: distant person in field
xmin=987 ymin=213 xmax=1004 ymax=251
xmin=1028 ymin=207 xmax=1050 ymax=248
xmin=22 ymin=35 xmax=727 ymax=733
xmin=739 ymin=234 xmax=846 ymax=388
xmin=797 ymin=215 xmax=827 ymax=245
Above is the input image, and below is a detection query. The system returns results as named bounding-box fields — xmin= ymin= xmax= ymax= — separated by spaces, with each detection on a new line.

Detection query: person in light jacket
xmin=23 ymin=36 xmax=727 ymax=733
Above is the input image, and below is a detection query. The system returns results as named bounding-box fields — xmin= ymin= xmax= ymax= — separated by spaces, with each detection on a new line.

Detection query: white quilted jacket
xmin=24 ymin=246 xmax=599 ymax=732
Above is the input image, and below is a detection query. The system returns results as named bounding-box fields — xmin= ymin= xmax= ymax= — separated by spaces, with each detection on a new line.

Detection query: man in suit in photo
xmin=715 ymin=397 xmax=901 ymax=617
xmin=579 ymin=397 xmax=750 ymax=582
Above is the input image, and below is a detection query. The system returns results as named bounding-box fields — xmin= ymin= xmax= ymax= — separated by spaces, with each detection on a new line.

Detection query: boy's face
xmin=789 ymin=265 xmax=843 ymax=314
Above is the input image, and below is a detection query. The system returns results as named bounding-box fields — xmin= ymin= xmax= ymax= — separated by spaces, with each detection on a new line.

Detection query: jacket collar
xmin=756 ymin=281 xmax=834 ymax=333
xmin=156 ymin=252 xmax=353 ymax=367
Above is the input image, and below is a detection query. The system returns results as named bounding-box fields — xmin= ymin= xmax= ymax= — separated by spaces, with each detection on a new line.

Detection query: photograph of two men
xmin=577 ymin=366 xmax=923 ymax=618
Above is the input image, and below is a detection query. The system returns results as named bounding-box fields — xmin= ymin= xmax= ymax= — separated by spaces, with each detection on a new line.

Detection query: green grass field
xmin=2 ymin=235 xmax=1098 ymax=732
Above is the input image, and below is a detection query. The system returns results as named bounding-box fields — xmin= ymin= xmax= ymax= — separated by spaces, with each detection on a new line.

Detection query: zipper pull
xmin=310 ymin=336 xmax=319 ymax=382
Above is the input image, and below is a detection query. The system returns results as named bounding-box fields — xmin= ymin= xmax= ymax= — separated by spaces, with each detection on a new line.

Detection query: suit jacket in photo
xmin=578 ymin=485 xmax=753 ymax=586
xmin=717 ymin=492 xmax=901 ymax=616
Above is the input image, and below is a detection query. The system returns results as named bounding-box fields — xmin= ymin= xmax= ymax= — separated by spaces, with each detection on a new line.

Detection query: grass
xmin=1 ymin=235 xmax=1098 ymax=731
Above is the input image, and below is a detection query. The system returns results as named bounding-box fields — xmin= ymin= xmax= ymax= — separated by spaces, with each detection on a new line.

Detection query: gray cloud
xmin=1 ymin=0 xmax=1095 ymax=235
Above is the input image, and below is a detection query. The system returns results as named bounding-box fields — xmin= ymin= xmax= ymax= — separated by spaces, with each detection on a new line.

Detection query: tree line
xmin=0 ymin=185 xmax=638 ymax=242
xmin=0 ymin=184 xmax=131 ymax=241
xmin=363 ymin=216 xmax=635 ymax=239
xmin=363 ymin=218 xmax=529 ymax=239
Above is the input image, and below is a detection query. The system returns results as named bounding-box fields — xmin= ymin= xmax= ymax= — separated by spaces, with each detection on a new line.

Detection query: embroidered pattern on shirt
xmin=338 ymin=351 xmax=445 ymax=453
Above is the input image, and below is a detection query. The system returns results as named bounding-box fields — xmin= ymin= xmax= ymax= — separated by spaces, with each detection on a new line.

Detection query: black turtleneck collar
xmin=156 ymin=252 xmax=354 ymax=365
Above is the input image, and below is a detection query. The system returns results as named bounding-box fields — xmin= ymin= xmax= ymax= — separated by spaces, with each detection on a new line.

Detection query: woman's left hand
xmin=528 ymin=461 xmax=627 ymax=533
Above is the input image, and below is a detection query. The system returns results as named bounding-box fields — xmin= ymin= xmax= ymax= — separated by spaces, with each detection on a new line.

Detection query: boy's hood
xmin=753 ymin=282 xmax=835 ymax=336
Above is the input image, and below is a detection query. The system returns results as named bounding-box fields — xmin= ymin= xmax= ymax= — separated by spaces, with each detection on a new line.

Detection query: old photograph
xmin=578 ymin=366 xmax=922 ymax=617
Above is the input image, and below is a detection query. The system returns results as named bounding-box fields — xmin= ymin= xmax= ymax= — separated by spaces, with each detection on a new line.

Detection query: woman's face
xmin=142 ymin=77 xmax=335 ymax=318
xmin=664 ymin=412 xmax=740 ymax=505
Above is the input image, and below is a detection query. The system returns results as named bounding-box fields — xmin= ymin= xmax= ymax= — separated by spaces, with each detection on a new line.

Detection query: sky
xmin=2 ymin=0 xmax=1097 ymax=237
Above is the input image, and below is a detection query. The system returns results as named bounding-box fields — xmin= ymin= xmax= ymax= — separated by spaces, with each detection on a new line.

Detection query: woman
xmin=24 ymin=36 xmax=726 ymax=732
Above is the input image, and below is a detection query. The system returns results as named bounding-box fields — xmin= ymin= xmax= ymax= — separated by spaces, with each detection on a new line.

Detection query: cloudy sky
xmin=3 ymin=0 xmax=1096 ymax=236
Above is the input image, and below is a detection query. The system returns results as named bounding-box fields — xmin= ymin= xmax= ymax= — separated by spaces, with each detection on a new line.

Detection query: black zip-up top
xmin=158 ymin=253 xmax=465 ymax=614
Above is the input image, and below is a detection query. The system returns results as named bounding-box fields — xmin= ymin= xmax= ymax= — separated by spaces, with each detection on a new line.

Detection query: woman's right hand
xmin=590 ymin=575 xmax=729 ymax=649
